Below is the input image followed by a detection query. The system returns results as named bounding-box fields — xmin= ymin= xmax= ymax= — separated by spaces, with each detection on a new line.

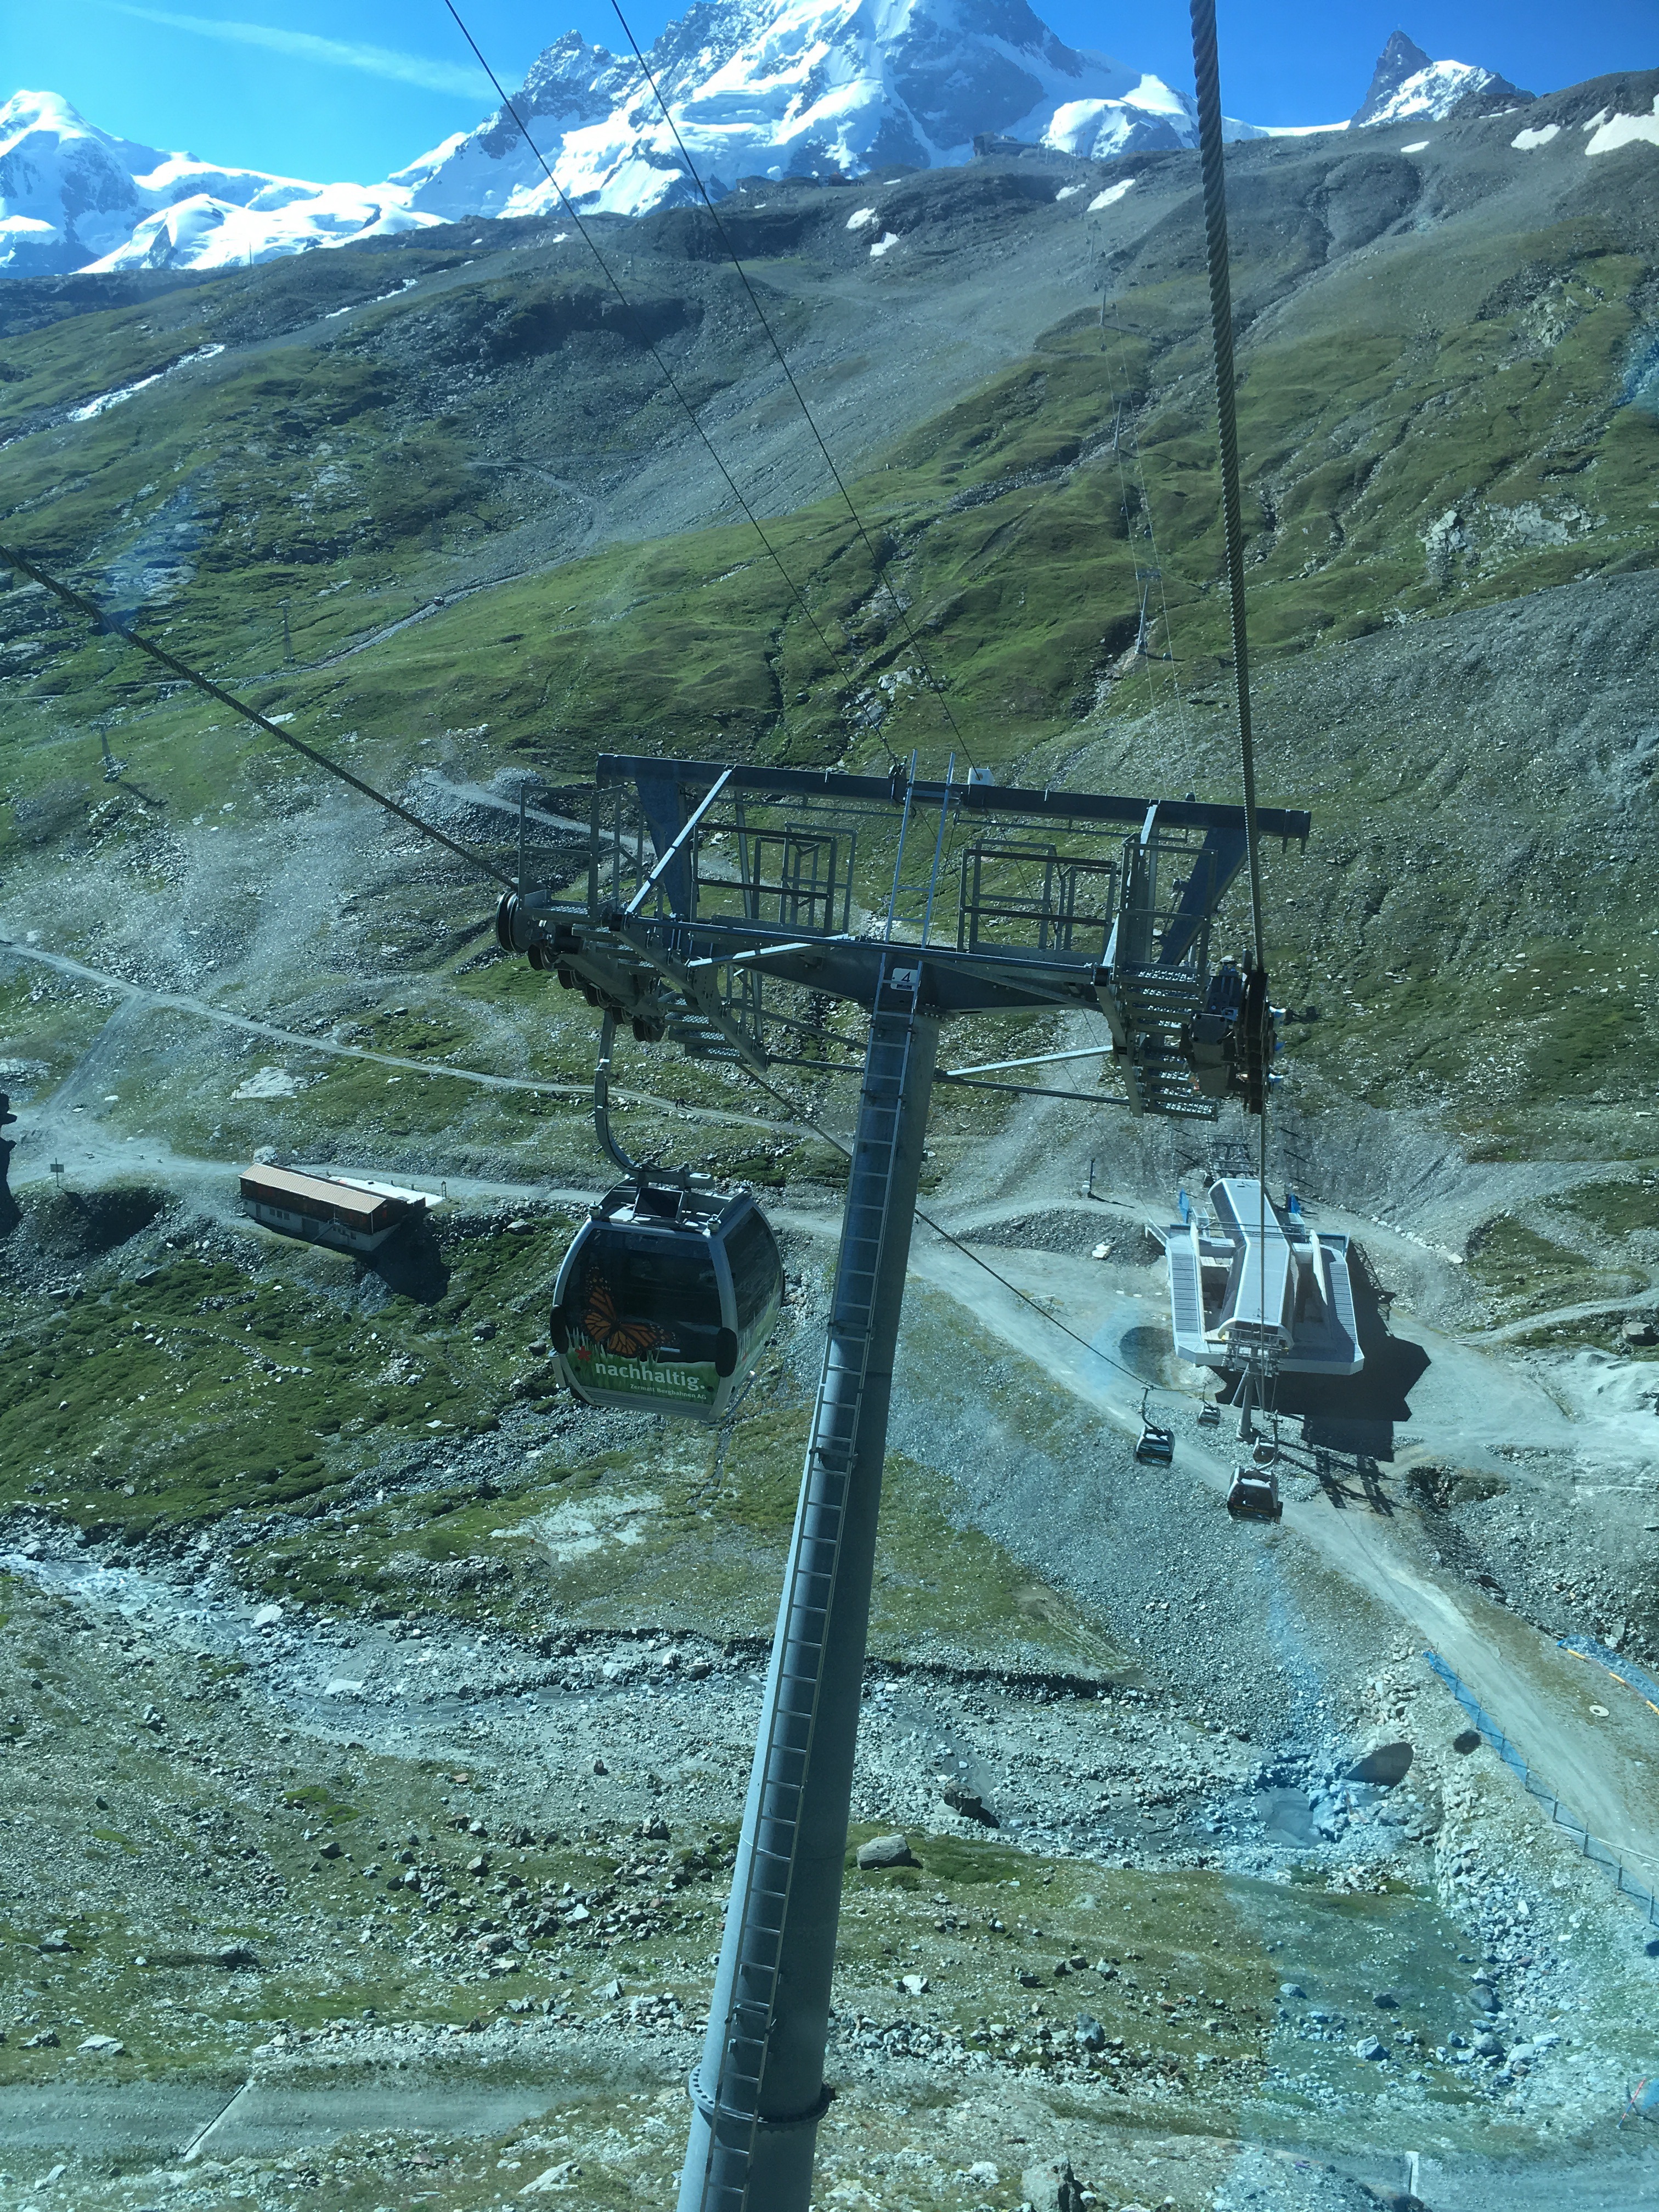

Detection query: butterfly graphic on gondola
xmin=580 ymin=1273 xmax=660 ymax=1360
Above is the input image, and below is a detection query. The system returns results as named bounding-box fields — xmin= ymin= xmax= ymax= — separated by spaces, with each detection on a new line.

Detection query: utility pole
xmin=281 ymin=600 xmax=292 ymax=664
xmin=680 ymin=960 xmax=936 ymax=2209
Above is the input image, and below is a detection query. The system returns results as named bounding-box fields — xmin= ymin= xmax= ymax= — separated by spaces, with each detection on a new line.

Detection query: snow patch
xmin=1585 ymin=98 xmax=1659 ymax=159
xmin=527 ymin=1491 xmax=661 ymax=1563
xmin=1044 ymin=78 xmax=1263 ymax=162
xmin=845 ymin=205 xmax=878 ymax=230
xmin=1054 ymin=183 xmax=1082 ymax=200
xmin=1087 ymin=178 xmax=1136 ymax=212
xmin=1511 ymin=122 xmax=1560 ymax=150
xmin=67 ymin=343 xmax=224 ymax=422
xmin=868 ymin=230 xmax=899 ymax=258
xmin=1399 ymin=140 xmax=1430 ymax=154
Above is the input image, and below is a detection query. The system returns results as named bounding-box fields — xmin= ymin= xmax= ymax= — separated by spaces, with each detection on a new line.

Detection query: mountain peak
xmin=1352 ymin=30 xmax=1435 ymax=124
xmin=4 ymin=0 xmax=1327 ymax=278
xmin=397 ymin=0 xmax=1263 ymax=226
xmin=1351 ymin=29 xmax=1534 ymax=129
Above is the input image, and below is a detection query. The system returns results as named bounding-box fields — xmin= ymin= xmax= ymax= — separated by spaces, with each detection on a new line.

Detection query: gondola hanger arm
xmin=622 ymin=767 xmax=733 ymax=920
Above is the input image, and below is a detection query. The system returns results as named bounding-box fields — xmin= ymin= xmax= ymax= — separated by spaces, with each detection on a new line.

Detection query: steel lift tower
xmin=494 ymin=753 xmax=1307 ymax=2209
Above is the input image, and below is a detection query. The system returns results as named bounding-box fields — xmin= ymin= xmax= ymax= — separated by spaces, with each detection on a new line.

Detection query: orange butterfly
xmin=581 ymin=1274 xmax=660 ymax=1360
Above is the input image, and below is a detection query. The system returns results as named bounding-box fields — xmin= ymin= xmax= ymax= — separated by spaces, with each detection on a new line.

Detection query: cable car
xmin=1135 ymin=1392 xmax=1175 ymax=1465
xmin=548 ymin=1177 xmax=783 ymax=1421
xmin=1226 ymin=1465 xmax=1282 ymax=1521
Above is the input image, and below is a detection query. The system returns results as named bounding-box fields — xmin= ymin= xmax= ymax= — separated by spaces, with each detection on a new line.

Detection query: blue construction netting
xmin=1423 ymin=1649 xmax=1659 ymax=1931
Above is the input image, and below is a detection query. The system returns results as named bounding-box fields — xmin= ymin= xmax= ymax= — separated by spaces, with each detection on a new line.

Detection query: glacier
xmin=0 ymin=88 xmax=440 ymax=280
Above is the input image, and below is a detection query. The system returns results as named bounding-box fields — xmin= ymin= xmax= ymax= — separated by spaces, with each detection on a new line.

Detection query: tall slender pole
xmin=680 ymin=960 xmax=939 ymax=2212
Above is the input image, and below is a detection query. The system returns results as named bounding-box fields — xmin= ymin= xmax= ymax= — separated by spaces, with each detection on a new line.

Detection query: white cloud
xmin=100 ymin=3 xmax=489 ymax=99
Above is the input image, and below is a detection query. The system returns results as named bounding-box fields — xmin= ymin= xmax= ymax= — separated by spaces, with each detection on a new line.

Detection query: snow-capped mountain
xmin=3 ymin=11 xmax=1542 ymax=280
xmin=0 ymin=89 xmax=438 ymax=279
xmin=1351 ymin=31 xmax=1533 ymax=128
xmin=392 ymin=0 xmax=1261 ymax=224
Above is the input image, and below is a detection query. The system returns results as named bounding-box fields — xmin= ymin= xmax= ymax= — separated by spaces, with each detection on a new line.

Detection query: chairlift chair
xmin=1135 ymin=1391 xmax=1175 ymax=1465
xmin=1197 ymin=1402 xmax=1220 ymax=1428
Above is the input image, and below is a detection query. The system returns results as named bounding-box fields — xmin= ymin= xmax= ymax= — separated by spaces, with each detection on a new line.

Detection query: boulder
xmin=943 ymin=1781 xmax=999 ymax=1827
xmin=856 ymin=1833 xmax=917 ymax=1870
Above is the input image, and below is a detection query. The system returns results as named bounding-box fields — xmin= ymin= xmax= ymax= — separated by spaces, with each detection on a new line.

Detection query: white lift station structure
xmin=1164 ymin=1178 xmax=1363 ymax=1378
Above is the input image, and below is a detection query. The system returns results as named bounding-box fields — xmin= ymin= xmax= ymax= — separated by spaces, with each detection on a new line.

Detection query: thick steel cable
xmin=607 ymin=0 xmax=979 ymax=770
xmin=439 ymin=0 xmax=856 ymax=701
xmin=1188 ymin=0 xmax=1274 ymax=1372
xmin=0 ymin=541 xmax=515 ymax=887
xmin=1188 ymin=0 xmax=1265 ymax=973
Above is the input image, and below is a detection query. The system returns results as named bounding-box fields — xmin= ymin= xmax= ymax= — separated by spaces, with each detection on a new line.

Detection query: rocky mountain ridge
xmin=1351 ymin=29 xmax=1534 ymax=130
xmin=3 ymin=12 xmax=1534 ymax=277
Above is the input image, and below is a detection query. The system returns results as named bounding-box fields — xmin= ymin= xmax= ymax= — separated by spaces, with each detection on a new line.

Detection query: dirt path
xmin=1 ymin=938 xmax=811 ymax=1186
xmin=1472 ymin=1289 xmax=1659 ymax=1344
xmin=0 ymin=2076 xmax=572 ymax=2158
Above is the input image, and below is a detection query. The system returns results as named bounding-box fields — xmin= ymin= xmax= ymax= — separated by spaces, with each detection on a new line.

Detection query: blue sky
xmin=7 ymin=0 xmax=1652 ymax=182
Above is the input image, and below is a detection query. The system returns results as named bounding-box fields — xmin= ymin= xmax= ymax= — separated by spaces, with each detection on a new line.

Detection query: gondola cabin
xmin=549 ymin=1180 xmax=783 ymax=1421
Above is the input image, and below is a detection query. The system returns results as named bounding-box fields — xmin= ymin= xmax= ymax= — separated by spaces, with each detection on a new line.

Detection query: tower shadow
xmin=0 ymin=1093 xmax=19 ymax=1239
xmin=1217 ymin=1260 xmax=1429 ymax=1464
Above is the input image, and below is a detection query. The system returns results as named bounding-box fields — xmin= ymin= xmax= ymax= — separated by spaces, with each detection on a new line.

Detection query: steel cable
xmin=1189 ymin=0 xmax=1273 ymax=1409
xmin=1188 ymin=0 xmax=1265 ymax=969
xmin=0 ymin=541 xmax=515 ymax=887
xmin=607 ymin=0 xmax=979 ymax=770
xmin=439 ymin=0 xmax=861 ymax=711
